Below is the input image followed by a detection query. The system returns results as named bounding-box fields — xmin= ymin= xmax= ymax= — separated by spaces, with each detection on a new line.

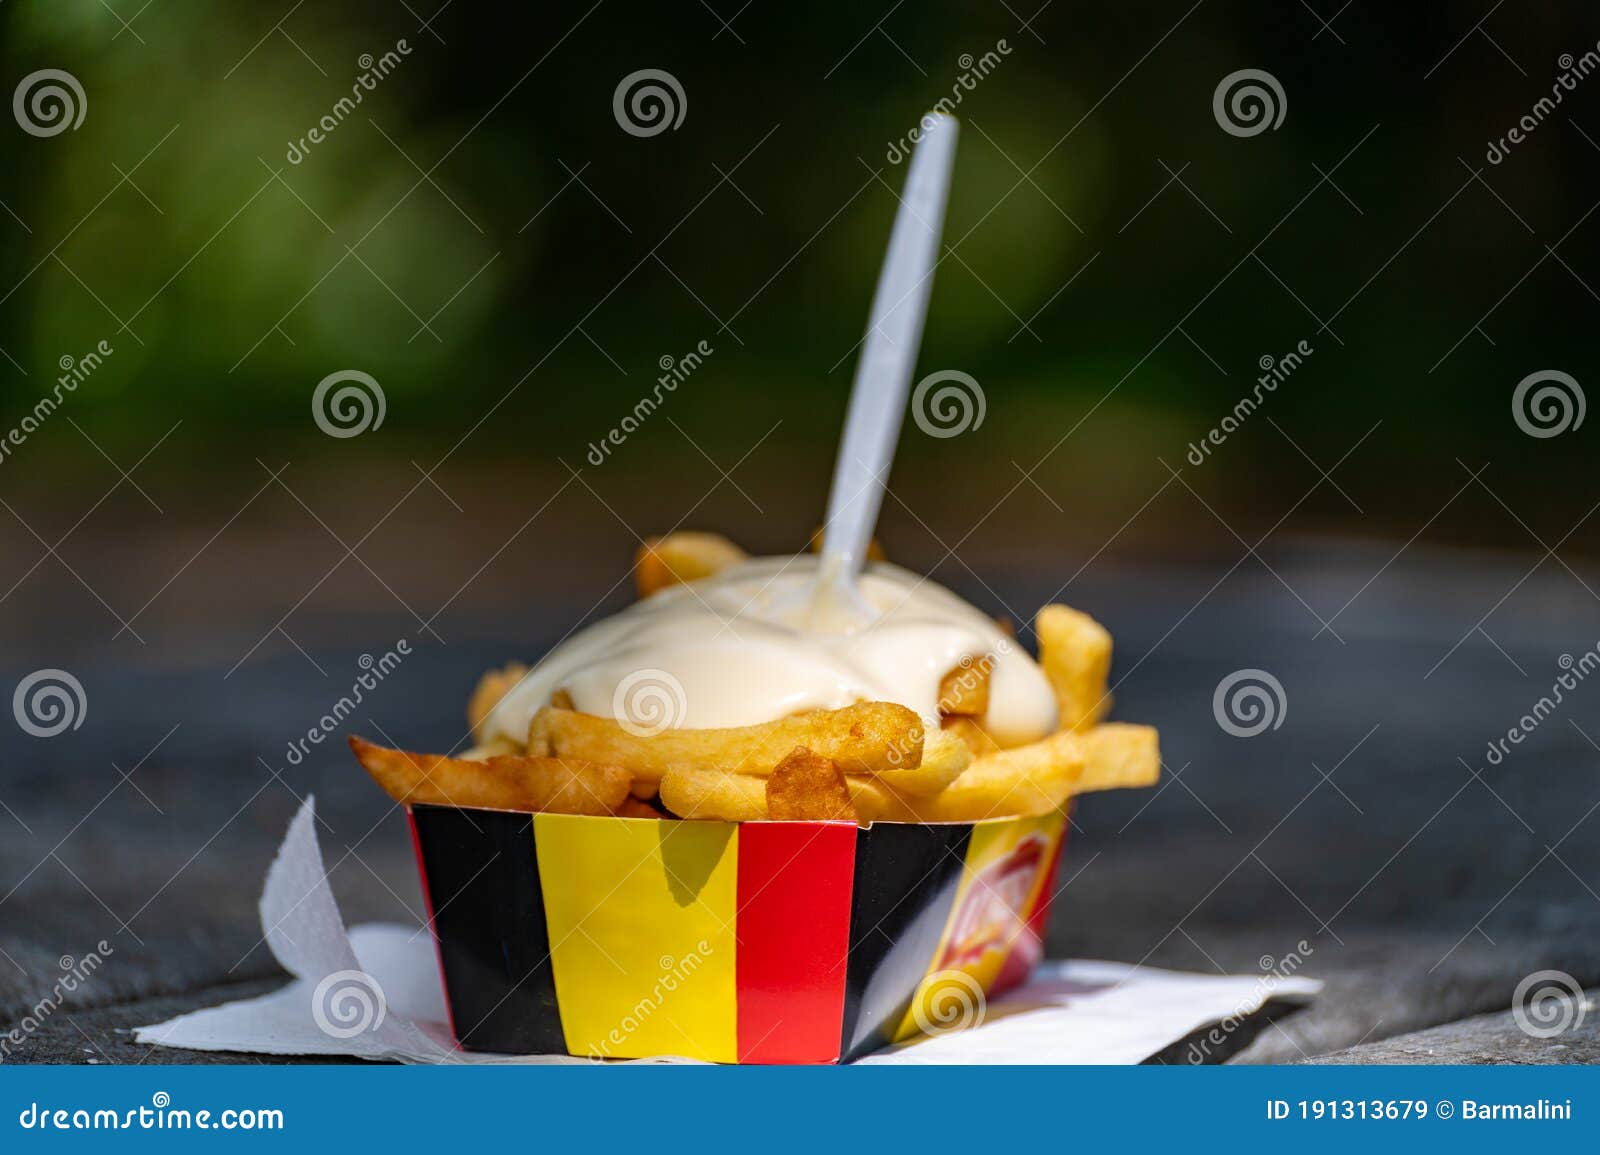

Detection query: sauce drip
xmin=486 ymin=557 xmax=1059 ymax=749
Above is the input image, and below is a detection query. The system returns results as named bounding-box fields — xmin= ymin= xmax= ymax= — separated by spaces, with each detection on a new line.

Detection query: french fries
xmin=659 ymin=765 xmax=769 ymax=821
xmin=528 ymin=701 xmax=925 ymax=780
xmin=362 ymin=714 xmax=1155 ymax=823
xmin=358 ymin=531 xmax=1162 ymax=826
xmin=349 ymin=736 xmax=631 ymax=816
xmin=896 ymin=730 xmax=1087 ymax=822
xmin=766 ymin=748 xmax=857 ymax=821
xmin=659 ymin=762 xmax=911 ymax=822
xmin=870 ymin=726 xmax=970 ymax=795
xmin=467 ymin=662 xmax=528 ymax=743
xmin=612 ymin=796 xmax=664 ymax=819
xmin=635 ymin=532 xmax=748 ymax=597
xmin=1077 ymin=723 xmax=1160 ymax=794
xmin=942 ymin=715 xmax=1001 ymax=758
xmin=459 ymin=736 xmax=519 ymax=761
xmin=845 ymin=774 xmax=920 ymax=822
xmin=938 ymin=658 xmax=991 ymax=717
xmin=1036 ymin=604 xmax=1112 ymax=731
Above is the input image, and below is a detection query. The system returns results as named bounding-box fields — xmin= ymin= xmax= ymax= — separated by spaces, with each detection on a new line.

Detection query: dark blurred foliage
xmin=0 ymin=0 xmax=1596 ymax=562
xmin=9 ymin=6 xmax=1600 ymax=1057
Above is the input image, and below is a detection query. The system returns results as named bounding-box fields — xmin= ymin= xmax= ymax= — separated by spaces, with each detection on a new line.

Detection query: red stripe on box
xmin=736 ymin=822 xmax=857 ymax=1064
xmin=407 ymin=808 xmax=458 ymax=1044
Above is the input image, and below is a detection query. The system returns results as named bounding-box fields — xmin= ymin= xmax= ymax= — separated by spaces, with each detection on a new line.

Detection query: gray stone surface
xmin=3 ymin=543 xmax=1598 ymax=1063
xmin=2 ymin=981 xmax=369 ymax=1065
xmin=1302 ymin=989 xmax=1600 ymax=1065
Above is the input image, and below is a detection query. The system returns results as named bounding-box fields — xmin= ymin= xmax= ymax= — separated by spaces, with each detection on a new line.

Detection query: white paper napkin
xmin=135 ymin=798 xmax=1319 ymax=1064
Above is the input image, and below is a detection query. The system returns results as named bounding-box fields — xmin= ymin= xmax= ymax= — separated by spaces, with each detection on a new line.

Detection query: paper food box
xmin=408 ymin=805 xmax=1068 ymax=1064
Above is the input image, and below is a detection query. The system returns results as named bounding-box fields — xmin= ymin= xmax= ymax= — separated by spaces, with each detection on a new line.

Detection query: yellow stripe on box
xmin=891 ymin=812 xmax=1066 ymax=1044
xmin=534 ymin=814 xmax=740 ymax=1062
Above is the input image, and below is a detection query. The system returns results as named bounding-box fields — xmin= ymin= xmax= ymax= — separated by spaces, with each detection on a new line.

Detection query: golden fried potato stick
xmin=659 ymin=766 xmax=769 ymax=821
xmin=941 ymin=716 xmax=1001 ymax=758
xmin=844 ymin=775 xmax=918 ymax=822
xmin=467 ymin=662 xmax=529 ymax=744
xmin=349 ymin=736 xmax=630 ymax=816
xmin=528 ymin=701 xmax=925 ymax=780
xmin=612 ymin=796 xmax=664 ymax=819
xmin=635 ymin=532 xmax=748 ymax=598
xmin=766 ymin=748 xmax=857 ymax=822
xmin=1075 ymin=723 xmax=1160 ymax=794
xmin=459 ymin=736 xmax=519 ymax=761
xmin=660 ymin=766 xmax=912 ymax=822
xmin=869 ymin=726 xmax=970 ymax=795
xmin=894 ymin=730 xmax=1087 ymax=822
xmin=1036 ymin=604 xmax=1113 ymax=731
xmin=659 ymin=732 xmax=1088 ymax=825
xmin=938 ymin=658 xmax=992 ymax=717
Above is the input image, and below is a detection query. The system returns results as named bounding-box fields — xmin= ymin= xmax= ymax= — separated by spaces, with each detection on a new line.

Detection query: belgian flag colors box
xmin=409 ymin=806 xmax=1069 ymax=1063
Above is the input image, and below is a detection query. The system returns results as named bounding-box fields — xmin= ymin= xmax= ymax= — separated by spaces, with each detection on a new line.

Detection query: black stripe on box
xmin=838 ymin=822 xmax=972 ymax=1061
xmin=411 ymin=805 xmax=566 ymax=1054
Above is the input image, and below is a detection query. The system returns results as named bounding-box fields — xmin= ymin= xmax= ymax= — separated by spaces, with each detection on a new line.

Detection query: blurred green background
xmin=0 ymin=0 xmax=1595 ymax=662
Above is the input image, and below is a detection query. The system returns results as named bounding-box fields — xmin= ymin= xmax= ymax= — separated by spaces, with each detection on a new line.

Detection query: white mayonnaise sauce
xmin=486 ymin=556 xmax=1058 ymax=748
